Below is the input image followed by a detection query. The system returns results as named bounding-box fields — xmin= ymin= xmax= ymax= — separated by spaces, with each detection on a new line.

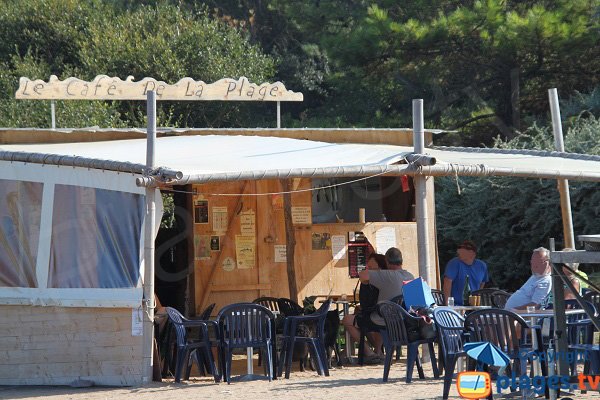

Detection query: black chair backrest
xmin=390 ymin=294 xmax=404 ymax=307
xmin=253 ymin=297 xmax=281 ymax=312
xmin=491 ymin=290 xmax=511 ymax=309
xmin=165 ymin=307 xmax=188 ymax=347
xmin=464 ymin=308 xmax=529 ymax=355
xmin=547 ymin=299 xmax=597 ymax=344
xmin=277 ymin=297 xmax=304 ymax=317
xmin=199 ymin=303 xmax=216 ymax=320
xmin=217 ymin=303 xmax=274 ymax=347
xmin=471 ymin=288 xmax=501 ymax=307
xmin=431 ymin=289 xmax=445 ymax=306
xmin=433 ymin=307 xmax=466 ymax=356
xmin=584 ymin=291 xmax=600 ymax=313
xmin=377 ymin=301 xmax=412 ymax=344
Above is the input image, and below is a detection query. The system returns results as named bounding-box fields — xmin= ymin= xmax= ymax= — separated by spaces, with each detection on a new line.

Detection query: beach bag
xmin=405 ymin=306 xmax=436 ymax=341
xmin=403 ymin=277 xmax=436 ymax=309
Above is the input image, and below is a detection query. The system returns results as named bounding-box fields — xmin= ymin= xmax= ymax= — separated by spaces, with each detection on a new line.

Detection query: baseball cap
xmin=458 ymin=240 xmax=477 ymax=252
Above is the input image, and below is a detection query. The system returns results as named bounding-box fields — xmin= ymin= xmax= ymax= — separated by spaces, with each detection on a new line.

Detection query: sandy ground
xmin=1 ymin=356 xmax=598 ymax=400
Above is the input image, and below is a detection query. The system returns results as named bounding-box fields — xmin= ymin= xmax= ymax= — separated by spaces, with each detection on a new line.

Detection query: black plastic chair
xmin=464 ymin=308 xmax=543 ymax=378
xmin=471 ymin=288 xmax=500 ymax=307
xmin=278 ymin=299 xmax=332 ymax=378
xmin=431 ymin=289 xmax=446 ymax=306
xmin=377 ymin=301 xmax=440 ymax=383
xmin=165 ymin=307 xmax=219 ymax=383
xmin=277 ymin=297 xmax=304 ymax=317
xmin=253 ymin=297 xmax=281 ymax=313
xmin=390 ymin=294 xmax=404 ymax=307
xmin=433 ymin=307 xmax=467 ymax=399
xmin=199 ymin=303 xmax=216 ymax=320
xmin=216 ymin=303 xmax=275 ymax=383
xmin=584 ymin=291 xmax=600 ymax=314
xmin=491 ymin=290 xmax=511 ymax=309
xmin=546 ymin=299 xmax=597 ymax=373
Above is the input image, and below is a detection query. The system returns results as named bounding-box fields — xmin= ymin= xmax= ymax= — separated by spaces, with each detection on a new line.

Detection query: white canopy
xmin=1 ymin=134 xmax=600 ymax=183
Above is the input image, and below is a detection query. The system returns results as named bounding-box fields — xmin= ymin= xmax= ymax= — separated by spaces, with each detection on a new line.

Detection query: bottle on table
xmin=462 ymin=275 xmax=471 ymax=306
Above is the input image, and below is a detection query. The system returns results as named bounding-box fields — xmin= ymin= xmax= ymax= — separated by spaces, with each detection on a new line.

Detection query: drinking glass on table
xmin=447 ymin=297 xmax=455 ymax=307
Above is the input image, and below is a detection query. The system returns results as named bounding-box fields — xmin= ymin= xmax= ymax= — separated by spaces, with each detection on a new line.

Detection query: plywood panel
xmin=193 ymin=181 xmax=260 ymax=314
xmin=0 ymin=305 xmax=143 ymax=386
xmin=296 ymin=222 xmax=420 ymax=300
xmin=192 ymin=177 xmax=430 ymax=309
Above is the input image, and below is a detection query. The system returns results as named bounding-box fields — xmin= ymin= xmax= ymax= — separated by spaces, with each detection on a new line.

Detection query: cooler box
xmin=403 ymin=277 xmax=436 ymax=309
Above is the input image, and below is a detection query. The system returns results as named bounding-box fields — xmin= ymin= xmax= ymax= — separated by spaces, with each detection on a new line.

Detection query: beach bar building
xmin=1 ymin=76 xmax=600 ymax=386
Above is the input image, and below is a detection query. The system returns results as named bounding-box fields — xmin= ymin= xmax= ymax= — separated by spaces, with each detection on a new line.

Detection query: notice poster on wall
xmin=235 ymin=235 xmax=256 ymax=269
xmin=312 ymin=233 xmax=331 ymax=250
xmin=222 ymin=257 xmax=235 ymax=272
xmin=210 ymin=236 xmax=220 ymax=251
xmin=331 ymin=235 xmax=347 ymax=260
xmin=375 ymin=227 xmax=397 ymax=254
xmin=195 ymin=235 xmax=211 ymax=259
xmin=240 ymin=210 xmax=256 ymax=236
xmin=194 ymin=199 xmax=209 ymax=224
xmin=212 ymin=206 xmax=228 ymax=232
xmin=292 ymin=206 xmax=312 ymax=225
xmin=271 ymin=194 xmax=283 ymax=210
xmin=131 ymin=308 xmax=143 ymax=336
xmin=274 ymin=245 xmax=287 ymax=263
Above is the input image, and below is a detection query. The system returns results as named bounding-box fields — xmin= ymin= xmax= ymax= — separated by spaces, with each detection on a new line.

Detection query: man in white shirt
xmin=505 ymin=247 xmax=553 ymax=310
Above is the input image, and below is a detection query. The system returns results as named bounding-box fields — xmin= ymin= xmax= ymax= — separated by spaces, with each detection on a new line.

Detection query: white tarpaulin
xmin=2 ymin=134 xmax=599 ymax=183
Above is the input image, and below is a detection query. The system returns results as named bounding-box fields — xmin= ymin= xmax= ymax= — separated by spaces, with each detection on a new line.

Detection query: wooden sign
xmin=15 ymin=75 xmax=303 ymax=101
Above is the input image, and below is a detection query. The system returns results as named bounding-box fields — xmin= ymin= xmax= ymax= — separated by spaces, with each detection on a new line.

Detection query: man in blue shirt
xmin=443 ymin=240 xmax=489 ymax=305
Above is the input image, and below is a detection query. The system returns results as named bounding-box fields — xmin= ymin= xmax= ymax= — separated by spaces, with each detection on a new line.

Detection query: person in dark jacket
xmin=342 ymin=253 xmax=387 ymax=363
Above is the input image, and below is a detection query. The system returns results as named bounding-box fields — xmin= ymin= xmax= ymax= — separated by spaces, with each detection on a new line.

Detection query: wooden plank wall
xmin=0 ymin=305 xmax=143 ymax=386
xmin=193 ymin=178 xmax=428 ymax=314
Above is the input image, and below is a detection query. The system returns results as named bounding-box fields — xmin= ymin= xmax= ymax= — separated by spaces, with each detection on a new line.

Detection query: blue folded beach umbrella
xmin=464 ymin=341 xmax=510 ymax=367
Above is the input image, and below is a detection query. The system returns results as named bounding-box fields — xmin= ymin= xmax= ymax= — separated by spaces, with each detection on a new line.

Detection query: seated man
xmin=358 ymin=247 xmax=415 ymax=356
xmin=342 ymin=253 xmax=386 ymax=362
xmin=505 ymin=247 xmax=552 ymax=310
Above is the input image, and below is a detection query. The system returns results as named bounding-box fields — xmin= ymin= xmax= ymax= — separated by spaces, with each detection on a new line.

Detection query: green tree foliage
xmin=221 ymin=1 xmax=599 ymax=137
xmin=0 ymin=0 xmax=276 ymax=128
xmin=435 ymin=115 xmax=600 ymax=291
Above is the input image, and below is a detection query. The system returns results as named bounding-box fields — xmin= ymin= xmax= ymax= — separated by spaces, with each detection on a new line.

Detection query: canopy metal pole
xmin=549 ymin=88 xmax=575 ymax=249
xmin=50 ymin=100 xmax=56 ymax=129
xmin=277 ymin=101 xmax=281 ymax=128
xmin=142 ymin=90 xmax=157 ymax=383
xmin=549 ymin=238 xmax=569 ymax=378
xmin=413 ymin=99 xmax=432 ymax=284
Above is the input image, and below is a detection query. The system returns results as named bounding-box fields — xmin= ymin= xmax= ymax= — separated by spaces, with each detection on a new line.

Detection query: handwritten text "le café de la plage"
xmin=15 ymin=75 xmax=303 ymax=102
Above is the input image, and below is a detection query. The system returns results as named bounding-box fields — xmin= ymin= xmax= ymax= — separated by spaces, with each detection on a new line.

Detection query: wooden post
xmin=282 ymin=179 xmax=298 ymax=301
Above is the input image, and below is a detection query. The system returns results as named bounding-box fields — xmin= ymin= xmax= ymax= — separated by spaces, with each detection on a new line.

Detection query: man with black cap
xmin=443 ymin=240 xmax=489 ymax=306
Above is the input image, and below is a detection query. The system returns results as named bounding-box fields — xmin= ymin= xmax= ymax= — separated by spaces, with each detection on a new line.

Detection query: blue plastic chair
xmin=165 ymin=307 xmax=219 ymax=383
xmin=377 ymin=301 xmax=440 ymax=383
xmin=278 ymin=299 xmax=332 ymax=378
xmin=216 ymin=303 xmax=276 ymax=383
xmin=433 ymin=307 xmax=467 ymax=399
